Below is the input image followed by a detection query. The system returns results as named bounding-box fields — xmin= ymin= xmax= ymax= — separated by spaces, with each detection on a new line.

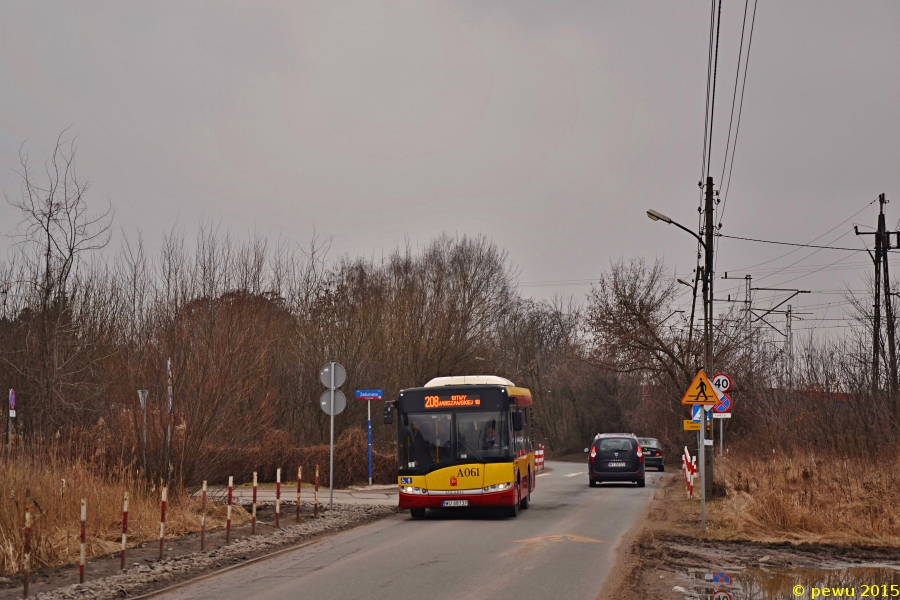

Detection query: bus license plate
xmin=442 ymin=500 xmax=468 ymax=507
xmin=608 ymin=461 xmax=626 ymax=467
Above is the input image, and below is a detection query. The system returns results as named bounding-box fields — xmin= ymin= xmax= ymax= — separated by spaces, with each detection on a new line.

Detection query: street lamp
xmin=646 ymin=210 xmax=706 ymax=250
xmin=647 ymin=200 xmax=716 ymax=532
xmin=646 ymin=178 xmax=718 ymax=532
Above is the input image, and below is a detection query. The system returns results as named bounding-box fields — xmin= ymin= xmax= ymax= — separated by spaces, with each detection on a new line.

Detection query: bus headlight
xmin=402 ymin=486 xmax=427 ymax=495
xmin=483 ymin=482 xmax=513 ymax=493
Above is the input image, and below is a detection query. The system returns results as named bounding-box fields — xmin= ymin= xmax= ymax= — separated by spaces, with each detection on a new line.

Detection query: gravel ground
xmin=17 ymin=503 xmax=397 ymax=600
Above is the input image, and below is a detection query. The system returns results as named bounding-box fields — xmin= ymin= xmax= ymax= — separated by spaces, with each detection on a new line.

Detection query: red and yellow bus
xmin=387 ymin=375 xmax=535 ymax=518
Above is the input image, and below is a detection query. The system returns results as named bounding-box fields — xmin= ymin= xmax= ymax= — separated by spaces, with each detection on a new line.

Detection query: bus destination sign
xmin=424 ymin=394 xmax=481 ymax=409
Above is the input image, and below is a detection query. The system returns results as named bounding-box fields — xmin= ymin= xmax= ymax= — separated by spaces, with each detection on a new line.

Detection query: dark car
xmin=638 ymin=437 xmax=665 ymax=471
xmin=587 ymin=433 xmax=645 ymax=488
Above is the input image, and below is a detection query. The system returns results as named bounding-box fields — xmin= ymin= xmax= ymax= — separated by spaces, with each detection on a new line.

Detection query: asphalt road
xmin=159 ymin=460 xmax=666 ymax=600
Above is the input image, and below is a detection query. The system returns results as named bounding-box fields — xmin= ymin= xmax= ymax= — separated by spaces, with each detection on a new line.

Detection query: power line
xmin=725 ymin=196 xmax=879 ymax=274
xmin=706 ymin=0 xmax=724 ymax=182
xmin=718 ymin=0 xmax=751 ymax=191
xmin=717 ymin=233 xmax=868 ymax=252
xmin=718 ymin=0 xmax=759 ymax=225
xmin=700 ymin=0 xmax=716 ymax=185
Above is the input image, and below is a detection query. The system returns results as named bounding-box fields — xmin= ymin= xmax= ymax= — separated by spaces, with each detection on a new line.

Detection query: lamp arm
xmin=669 ymin=220 xmax=706 ymax=250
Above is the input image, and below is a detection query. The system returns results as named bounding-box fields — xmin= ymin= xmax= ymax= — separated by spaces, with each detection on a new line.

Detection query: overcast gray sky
xmin=2 ymin=1 xmax=899 ymax=336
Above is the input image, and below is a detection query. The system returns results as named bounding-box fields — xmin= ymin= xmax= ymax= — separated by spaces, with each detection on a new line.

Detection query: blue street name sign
xmin=355 ymin=389 xmax=384 ymax=401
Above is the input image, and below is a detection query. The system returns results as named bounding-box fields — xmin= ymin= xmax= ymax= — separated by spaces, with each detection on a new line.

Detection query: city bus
xmin=385 ymin=375 xmax=535 ymax=518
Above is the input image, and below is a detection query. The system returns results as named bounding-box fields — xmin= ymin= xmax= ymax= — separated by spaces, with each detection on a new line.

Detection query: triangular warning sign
xmin=681 ymin=370 xmax=723 ymax=405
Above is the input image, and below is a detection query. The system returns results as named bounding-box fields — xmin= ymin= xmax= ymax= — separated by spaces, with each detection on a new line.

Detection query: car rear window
xmin=638 ymin=438 xmax=659 ymax=447
xmin=599 ymin=438 xmax=634 ymax=451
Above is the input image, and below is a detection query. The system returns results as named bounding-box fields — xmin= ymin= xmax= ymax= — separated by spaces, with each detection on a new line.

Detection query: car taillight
xmin=589 ymin=446 xmax=596 ymax=462
xmin=655 ymin=451 xmax=661 ymax=457
xmin=636 ymin=445 xmax=644 ymax=462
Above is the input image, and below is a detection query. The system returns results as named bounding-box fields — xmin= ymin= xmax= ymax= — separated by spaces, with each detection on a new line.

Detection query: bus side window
xmin=524 ymin=407 xmax=532 ymax=453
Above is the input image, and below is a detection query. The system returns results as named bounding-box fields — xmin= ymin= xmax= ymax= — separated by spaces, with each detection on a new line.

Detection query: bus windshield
xmin=399 ymin=411 xmax=510 ymax=469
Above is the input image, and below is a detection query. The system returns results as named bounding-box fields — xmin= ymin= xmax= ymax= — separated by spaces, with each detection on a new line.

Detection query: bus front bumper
xmin=399 ymin=488 xmax=516 ymax=509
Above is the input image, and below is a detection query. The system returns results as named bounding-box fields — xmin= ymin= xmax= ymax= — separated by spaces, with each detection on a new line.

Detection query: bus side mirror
xmin=512 ymin=411 xmax=523 ymax=432
xmin=383 ymin=404 xmax=393 ymax=425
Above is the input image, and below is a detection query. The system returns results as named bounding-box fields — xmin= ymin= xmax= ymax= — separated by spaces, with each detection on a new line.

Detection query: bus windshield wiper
xmin=457 ymin=437 xmax=484 ymax=463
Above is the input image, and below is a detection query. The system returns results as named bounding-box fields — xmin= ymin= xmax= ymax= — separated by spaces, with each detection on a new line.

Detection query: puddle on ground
xmin=678 ymin=565 xmax=900 ymax=599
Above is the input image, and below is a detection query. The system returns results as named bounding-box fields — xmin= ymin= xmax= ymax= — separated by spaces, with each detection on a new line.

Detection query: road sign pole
xmin=142 ymin=400 xmax=147 ymax=472
xmin=699 ymin=405 xmax=706 ymax=532
xmin=329 ymin=362 xmax=335 ymax=510
xmin=367 ymin=399 xmax=373 ymax=486
xmin=7 ymin=389 xmax=15 ymax=456
xmin=720 ymin=418 xmax=724 ymax=459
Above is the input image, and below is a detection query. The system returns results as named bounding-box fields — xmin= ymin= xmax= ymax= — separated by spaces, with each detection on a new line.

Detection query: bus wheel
xmin=519 ymin=472 xmax=531 ymax=509
xmin=505 ymin=482 xmax=520 ymax=517
xmin=410 ymin=508 xmax=425 ymax=519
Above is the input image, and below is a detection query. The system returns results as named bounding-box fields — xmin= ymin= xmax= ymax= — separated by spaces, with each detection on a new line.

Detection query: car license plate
xmin=608 ymin=461 xmax=626 ymax=467
xmin=441 ymin=499 xmax=468 ymax=507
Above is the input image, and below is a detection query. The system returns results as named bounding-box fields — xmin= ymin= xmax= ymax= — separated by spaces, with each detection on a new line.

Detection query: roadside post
xmin=681 ymin=370 xmax=722 ymax=532
xmin=226 ymin=477 xmax=233 ymax=543
xmin=79 ymin=499 xmax=86 ymax=583
xmin=319 ymin=362 xmax=347 ymax=510
xmin=8 ymin=389 xmax=16 ymax=456
xmin=711 ymin=374 xmax=732 ymax=458
xmin=355 ymin=390 xmax=384 ymax=486
xmin=120 ymin=492 xmax=129 ymax=570
xmin=159 ymin=487 xmax=167 ymax=560
xmin=251 ymin=471 xmax=258 ymax=533
xmin=275 ymin=468 xmax=281 ymax=528
xmin=314 ymin=465 xmax=319 ymax=517
xmin=296 ymin=467 xmax=302 ymax=523
xmin=23 ymin=506 xmax=31 ymax=597
xmin=200 ymin=481 xmax=207 ymax=551
xmin=137 ymin=390 xmax=148 ymax=473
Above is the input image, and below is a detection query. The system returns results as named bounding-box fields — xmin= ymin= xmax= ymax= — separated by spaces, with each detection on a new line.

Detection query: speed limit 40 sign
xmin=712 ymin=373 xmax=731 ymax=394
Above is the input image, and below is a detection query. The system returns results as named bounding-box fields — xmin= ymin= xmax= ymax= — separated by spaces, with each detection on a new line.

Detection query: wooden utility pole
xmin=702 ymin=176 xmax=715 ymax=500
xmin=856 ymin=194 xmax=899 ymax=394
xmin=879 ymin=194 xmax=898 ymax=395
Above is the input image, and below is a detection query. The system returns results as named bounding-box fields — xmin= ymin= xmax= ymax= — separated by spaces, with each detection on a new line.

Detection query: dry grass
xmin=711 ymin=453 xmax=900 ymax=546
xmin=0 ymin=451 xmax=248 ymax=575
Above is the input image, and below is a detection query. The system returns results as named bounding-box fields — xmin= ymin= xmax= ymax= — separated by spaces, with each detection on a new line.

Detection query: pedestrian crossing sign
xmin=681 ymin=370 xmax=723 ymax=405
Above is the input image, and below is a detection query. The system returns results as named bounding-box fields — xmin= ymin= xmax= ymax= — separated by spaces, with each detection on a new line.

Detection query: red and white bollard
xmin=158 ymin=487 xmax=167 ymax=560
xmin=251 ymin=471 xmax=257 ymax=534
xmin=296 ymin=466 xmax=302 ymax=523
xmin=120 ymin=492 xmax=129 ymax=570
xmin=200 ymin=481 xmax=207 ymax=551
xmin=23 ymin=506 xmax=31 ymax=598
xmin=225 ymin=476 xmax=233 ymax=543
xmin=314 ymin=465 xmax=319 ymax=518
xmin=275 ymin=468 xmax=281 ymax=529
xmin=79 ymin=498 xmax=87 ymax=583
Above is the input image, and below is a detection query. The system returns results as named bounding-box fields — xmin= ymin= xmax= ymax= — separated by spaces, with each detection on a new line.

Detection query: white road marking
xmin=564 ymin=472 xmax=585 ymax=477
xmin=536 ymin=473 xmax=550 ymax=477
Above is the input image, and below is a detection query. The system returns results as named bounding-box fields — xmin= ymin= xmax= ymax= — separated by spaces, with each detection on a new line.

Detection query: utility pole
xmin=786 ymin=305 xmax=793 ymax=386
xmin=701 ymin=176 xmax=715 ymax=503
xmin=855 ymin=194 xmax=900 ymax=394
xmin=746 ymin=275 xmax=753 ymax=372
xmin=875 ymin=211 xmax=883 ymax=392
xmin=879 ymin=195 xmax=898 ymax=395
